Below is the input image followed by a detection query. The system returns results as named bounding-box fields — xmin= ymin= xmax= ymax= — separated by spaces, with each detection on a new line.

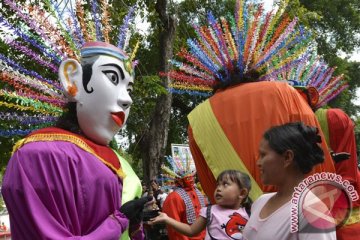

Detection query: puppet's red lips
xmin=111 ymin=112 xmax=125 ymax=127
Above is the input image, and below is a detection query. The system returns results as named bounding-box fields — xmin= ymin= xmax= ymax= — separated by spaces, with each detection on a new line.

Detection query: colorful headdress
xmin=0 ymin=0 xmax=138 ymax=137
xmin=163 ymin=0 xmax=312 ymax=97
xmin=161 ymin=155 xmax=196 ymax=189
xmin=275 ymin=51 xmax=348 ymax=109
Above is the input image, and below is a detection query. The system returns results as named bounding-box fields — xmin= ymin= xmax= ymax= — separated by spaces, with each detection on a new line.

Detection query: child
xmin=149 ymin=170 xmax=251 ymax=240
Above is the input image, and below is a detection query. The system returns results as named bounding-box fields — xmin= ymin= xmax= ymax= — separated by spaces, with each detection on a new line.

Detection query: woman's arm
xmin=149 ymin=212 xmax=207 ymax=237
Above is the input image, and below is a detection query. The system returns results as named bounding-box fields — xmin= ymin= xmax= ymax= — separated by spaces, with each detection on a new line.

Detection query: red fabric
xmin=30 ymin=127 xmax=120 ymax=170
xmin=189 ymin=82 xmax=335 ymax=203
xmin=326 ymin=109 xmax=360 ymax=240
xmin=327 ymin=109 xmax=360 ymax=207
xmin=188 ymin=127 xmax=217 ymax=204
xmin=162 ymin=190 xmax=206 ymax=240
xmin=336 ymin=222 xmax=360 ymax=240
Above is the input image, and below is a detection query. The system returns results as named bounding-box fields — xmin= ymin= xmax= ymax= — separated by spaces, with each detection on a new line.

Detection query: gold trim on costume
xmin=13 ymin=133 xmax=125 ymax=179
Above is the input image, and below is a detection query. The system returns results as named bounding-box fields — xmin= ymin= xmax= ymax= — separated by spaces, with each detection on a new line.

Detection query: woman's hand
xmin=148 ymin=212 xmax=168 ymax=225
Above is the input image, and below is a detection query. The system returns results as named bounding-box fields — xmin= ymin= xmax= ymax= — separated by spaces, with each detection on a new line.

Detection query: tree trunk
xmin=141 ymin=0 xmax=176 ymax=184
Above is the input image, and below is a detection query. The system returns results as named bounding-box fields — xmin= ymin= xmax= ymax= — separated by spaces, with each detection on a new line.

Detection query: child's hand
xmin=148 ymin=212 xmax=168 ymax=225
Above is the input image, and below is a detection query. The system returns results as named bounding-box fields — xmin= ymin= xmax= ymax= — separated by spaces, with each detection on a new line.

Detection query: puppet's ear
xmin=59 ymin=59 xmax=83 ymax=102
xmin=307 ymin=86 xmax=319 ymax=108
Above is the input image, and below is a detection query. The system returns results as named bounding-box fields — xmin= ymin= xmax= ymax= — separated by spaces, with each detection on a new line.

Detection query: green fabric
xmin=315 ymin=108 xmax=330 ymax=148
xmin=113 ymin=150 xmax=142 ymax=240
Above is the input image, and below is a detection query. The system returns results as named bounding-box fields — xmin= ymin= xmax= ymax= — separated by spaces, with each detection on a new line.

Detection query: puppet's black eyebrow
xmin=101 ymin=63 xmax=125 ymax=80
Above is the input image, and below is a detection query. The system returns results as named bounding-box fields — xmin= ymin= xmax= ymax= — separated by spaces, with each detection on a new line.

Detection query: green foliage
xmin=0 ymin=136 xmax=21 ymax=171
xmin=111 ymin=139 xmax=144 ymax=178
xmin=286 ymin=0 xmax=360 ymax=57
xmin=282 ymin=0 xmax=360 ymax=118
xmin=127 ymin=74 xmax=166 ymax=132
xmin=123 ymin=0 xmax=238 ymax=164
xmin=354 ymin=117 xmax=360 ymax=161
xmin=326 ymin=60 xmax=360 ymax=116
xmin=125 ymin=73 xmax=166 ymax=161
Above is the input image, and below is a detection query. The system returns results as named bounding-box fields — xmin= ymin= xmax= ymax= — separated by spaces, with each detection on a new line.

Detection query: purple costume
xmin=2 ymin=138 xmax=139 ymax=239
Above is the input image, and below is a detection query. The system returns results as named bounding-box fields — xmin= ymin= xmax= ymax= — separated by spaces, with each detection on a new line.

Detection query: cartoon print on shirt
xmin=221 ymin=212 xmax=248 ymax=240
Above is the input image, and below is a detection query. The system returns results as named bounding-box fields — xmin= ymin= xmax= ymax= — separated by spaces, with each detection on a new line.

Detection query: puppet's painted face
xmin=77 ymin=55 xmax=134 ymax=145
xmin=176 ymin=175 xmax=195 ymax=189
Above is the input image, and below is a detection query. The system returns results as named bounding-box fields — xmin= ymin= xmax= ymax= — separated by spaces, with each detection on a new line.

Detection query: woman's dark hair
xmin=263 ymin=122 xmax=324 ymax=174
xmin=216 ymin=170 xmax=252 ymax=215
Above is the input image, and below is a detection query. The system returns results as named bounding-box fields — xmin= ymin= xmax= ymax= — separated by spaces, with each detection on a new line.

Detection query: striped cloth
xmin=174 ymin=187 xmax=206 ymax=224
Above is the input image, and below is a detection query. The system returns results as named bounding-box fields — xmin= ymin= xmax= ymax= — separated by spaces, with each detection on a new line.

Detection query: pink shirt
xmin=200 ymin=205 xmax=249 ymax=240
xmin=243 ymin=193 xmax=336 ymax=240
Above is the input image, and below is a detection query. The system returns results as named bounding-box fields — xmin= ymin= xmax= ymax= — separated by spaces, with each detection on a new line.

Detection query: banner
xmin=171 ymin=144 xmax=195 ymax=172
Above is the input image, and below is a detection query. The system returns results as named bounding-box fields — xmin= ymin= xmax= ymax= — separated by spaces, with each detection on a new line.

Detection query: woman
xmin=243 ymin=122 xmax=336 ymax=239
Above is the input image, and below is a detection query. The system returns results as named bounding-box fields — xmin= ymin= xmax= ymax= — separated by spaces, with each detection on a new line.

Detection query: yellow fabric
xmin=188 ymin=99 xmax=263 ymax=201
xmin=114 ymin=151 xmax=142 ymax=204
xmin=344 ymin=207 xmax=360 ymax=226
xmin=315 ymin=108 xmax=330 ymax=147
xmin=12 ymin=138 xmax=26 ymax=155
xmin=114 ymin=150 xmax=142 ymax=240
xmin=12 ymin=134 xmax=126 ymax=179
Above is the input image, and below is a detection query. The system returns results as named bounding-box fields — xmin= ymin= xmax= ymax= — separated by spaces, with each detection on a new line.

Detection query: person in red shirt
xmin=160 ymin=156 xmax=207 ymax=240
xmin=162 ymin=174 xmax=207 ymax=240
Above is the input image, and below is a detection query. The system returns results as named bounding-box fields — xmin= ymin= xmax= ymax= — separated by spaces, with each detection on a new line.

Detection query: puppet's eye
xmin=103 ymin=70 xmax=119 ymax=85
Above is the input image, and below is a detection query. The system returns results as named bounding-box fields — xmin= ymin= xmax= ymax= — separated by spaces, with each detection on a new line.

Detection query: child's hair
xmin=216 ymin=170 xmax=252 ymax=215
